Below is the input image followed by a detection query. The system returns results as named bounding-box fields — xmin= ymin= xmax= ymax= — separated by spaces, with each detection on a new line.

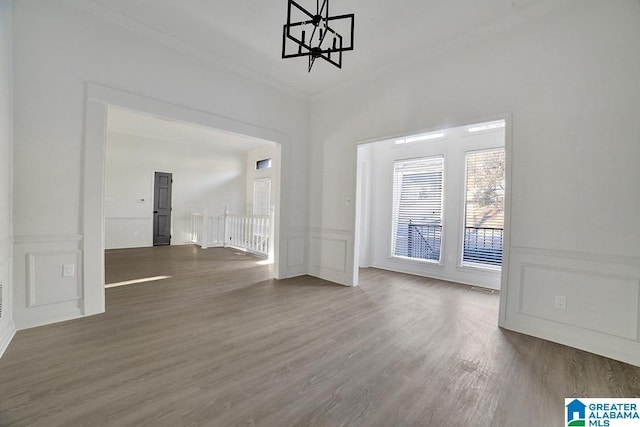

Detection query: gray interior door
xmin=153 ymin=172 xmax=172 ymax=246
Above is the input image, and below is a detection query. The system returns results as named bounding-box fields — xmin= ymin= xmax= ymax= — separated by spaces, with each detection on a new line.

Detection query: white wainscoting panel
xmin=502 ymin=246 xmax=640 ymax=366
xmin=276 ymin=228 xmax=306 ymax=279
xmin=309 ymin=228 xmax=352 ymax=286
xmin=13 ymin=235 xmax=84 ymax=329
xmin=519 ymin=263 xmax=638 ymax=340
xmin=287 ymin=237 xmax=305 ymax=268
xmin=27 ymin=250 xmax=82 ymax=308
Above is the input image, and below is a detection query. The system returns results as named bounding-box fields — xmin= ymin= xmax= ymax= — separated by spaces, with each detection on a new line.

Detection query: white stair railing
xmin=207 ymin=215 xmax=225 ymax=247
xmin=190 ymin=208 xmax=208 ymax=248
xmin=224 ymin=214 xmax=271 ymax=256
xmin=190 ymin=208 xmax=273 ymax=257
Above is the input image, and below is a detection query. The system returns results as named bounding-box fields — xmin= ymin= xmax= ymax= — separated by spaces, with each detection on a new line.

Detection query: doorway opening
xmin=103 ymin=106 xmax=281 ymax=262
xmin=354 ymin=118 xmax=509 ymax=291
xmin=81 ymin=83 xmax=286 ymax=316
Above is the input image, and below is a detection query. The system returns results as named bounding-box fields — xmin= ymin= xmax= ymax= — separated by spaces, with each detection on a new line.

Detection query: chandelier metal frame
xmin=281 ymin=0 xmax=355 ymax=72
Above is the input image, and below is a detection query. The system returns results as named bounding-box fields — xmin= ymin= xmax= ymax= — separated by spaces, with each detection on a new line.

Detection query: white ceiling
xmin=82 ymin=0 xmax=567 ymax=97
xmin=97 ymin=1 xmax=567 ymax=145
xmin=107 ymin=106 xmax=270 ymax=152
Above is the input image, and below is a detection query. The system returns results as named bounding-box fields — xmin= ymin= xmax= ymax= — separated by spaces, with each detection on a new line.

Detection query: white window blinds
xmin=391 ymin=156 xmax=444 ymax=261
xmin=463 ymin=149 xmax=505 ymax=267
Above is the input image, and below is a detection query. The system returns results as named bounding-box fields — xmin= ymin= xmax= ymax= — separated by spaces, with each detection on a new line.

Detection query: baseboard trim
xmin=307 ymin=269 xmax=352 ymax=287
xmin=501 ymin=319 xmax=640 ymax=368
xmin=15 ymin=309 xmax=84 ymax=331
xmin=367 ymin=263 xmax=501 ymax=290
xmin=0 ymin=319 xmax=16 ymax=359
xmin=503 ymin=246 xmax=640 ymax=367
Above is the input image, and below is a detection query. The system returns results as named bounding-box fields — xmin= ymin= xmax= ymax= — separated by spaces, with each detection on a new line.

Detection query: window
xmin=391 ymin=156 xmax=444 ymax=262
xmin=253 ymin=178 xmax=271 ymax=216
xmin=256 ymin=158 xmax=272 ymax=170
xmin=462 ymin=149 xmax=505 ymax=268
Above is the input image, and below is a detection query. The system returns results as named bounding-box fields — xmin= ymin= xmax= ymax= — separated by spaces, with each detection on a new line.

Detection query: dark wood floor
xmin=1 ymin=245 xmax=639 ymax=426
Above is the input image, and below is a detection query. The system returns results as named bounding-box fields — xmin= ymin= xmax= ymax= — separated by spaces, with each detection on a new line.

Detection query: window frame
xmin=390 ymin=155 xmax=445 ymax=264
xmin=255 ymin=158 xmax=272 ymax=170
xmin=459 ymin=147 xmax=505 ymax=271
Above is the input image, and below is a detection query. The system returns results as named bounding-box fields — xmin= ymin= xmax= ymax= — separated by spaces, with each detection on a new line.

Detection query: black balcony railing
xmin=406 ymin=221 xmax=442 ymax=261
xmin=463 ymin=226 xmax=503 ymax=266
xmin=398 ymin=223 xmax=503 ymax=266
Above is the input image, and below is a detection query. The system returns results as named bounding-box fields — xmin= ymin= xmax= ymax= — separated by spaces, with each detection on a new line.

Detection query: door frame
xmin=82 ymin=83 xmax=286 ymax=316
xmin=352 ymin=114 xmax=513 ymax=323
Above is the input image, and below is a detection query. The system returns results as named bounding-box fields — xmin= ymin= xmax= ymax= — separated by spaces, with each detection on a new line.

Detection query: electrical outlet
xmin=554 ymin=295 xmax=567 ymax=309
xmin=63 ymin=264 xmax=75 ymax=277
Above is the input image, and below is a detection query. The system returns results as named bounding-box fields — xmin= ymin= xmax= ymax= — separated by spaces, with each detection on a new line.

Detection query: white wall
xmin=310 ymin=1 xmax=640 ymax=365
xmin=0 ymin=0 xmax=15 ymax=357
xmin=105 ymin=132 xmax=247 ymax=249
xmin=360 ymin=125 xmax=505 ymax=289
xmin=12 ymin=0 xmax=309 ymax=329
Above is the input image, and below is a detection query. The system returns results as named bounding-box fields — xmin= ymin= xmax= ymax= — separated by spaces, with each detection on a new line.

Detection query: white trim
xmin=364 ymin=264 xmax=501 ymax=291
xmin=0 ymin=319 xmax=16 ymax=359
xmin=498 ymin=115 xmax=514 ymax=326
xmin=60 ymin=0 xmax=305 ymax=100
xmin=0 ymin=236 xmax=11 ymax=261
xmin=82 ymin=95 xmax=108 ymax=317
xmin=310 ymin=0 xmax=574 ymax=102
xmin=87 ymin=83 xmax=289 ymax=144
xmin=13 ymin=234 xmax=83 ymax=244
xmin=83 ymin=83 xmax=289 ymax=318
xmin=15 ymin=307 xmax=84 ymax=331
xmin=456 ymin=146 xmax=506 ymax=272
xmin=508 ymin=245 xmax=640 ymax=266
xmin=501 ymin=245 xmax=640 ymax=366
xmin=503 ymin=317 xmax=640 ymax=368
xmin=26 ymin=250 xmax=82 ymax=308
xmin=307 ymin=227 xmax=352 ymax=236
xmin=387 ymin=255 xmax=444 ymax=268
xmin=310 ymin=237 xmax=348 ymax=273
xmin=456 ymin=263 xmax=502 ymax=276
xmin=104 ymin=216 xmax=150 ymax=221
xmin=0 ymin=0 xmax=14 ymax=357
xmin=352 ymin=113 xmax=513 ymax=293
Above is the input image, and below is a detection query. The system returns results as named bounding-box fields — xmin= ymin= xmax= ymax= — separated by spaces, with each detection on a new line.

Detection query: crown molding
xmin=60 ymin=0 xmax=309 ymax=101
xmin=311 ymin=0 xmax=577 ymax=102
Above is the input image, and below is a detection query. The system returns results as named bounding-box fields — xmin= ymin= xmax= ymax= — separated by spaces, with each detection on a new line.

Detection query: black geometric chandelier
xmin=281 ymin=0 xmax=355 ymax=72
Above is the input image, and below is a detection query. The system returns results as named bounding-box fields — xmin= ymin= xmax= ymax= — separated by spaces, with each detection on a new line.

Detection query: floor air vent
xmin=470 ymin=286 xmax=496 ymax=294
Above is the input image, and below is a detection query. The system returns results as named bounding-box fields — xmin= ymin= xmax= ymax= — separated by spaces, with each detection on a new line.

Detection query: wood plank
xmin=0 ymin=245 xmax=638 ymax=426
